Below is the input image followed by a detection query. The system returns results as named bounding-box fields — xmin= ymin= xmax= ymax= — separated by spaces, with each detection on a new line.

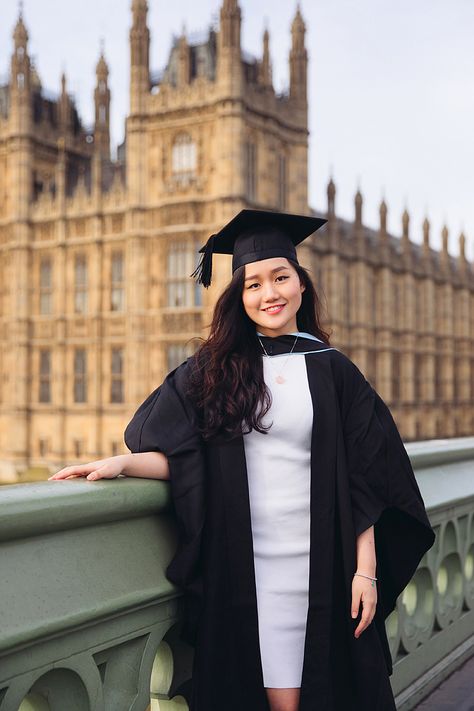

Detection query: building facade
xmin=0 ymin=0 xmax=472 ymax=478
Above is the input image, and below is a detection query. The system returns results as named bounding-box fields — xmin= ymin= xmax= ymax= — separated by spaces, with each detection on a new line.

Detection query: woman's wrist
xmin=118 ymin=453 xmax=134 ymax=475
xmin=354 ymin=570 xmax=377 ymax=578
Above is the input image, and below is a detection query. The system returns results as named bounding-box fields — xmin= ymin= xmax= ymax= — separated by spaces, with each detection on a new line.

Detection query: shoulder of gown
xmin=124 ymin=356 xmax=200 ymax=456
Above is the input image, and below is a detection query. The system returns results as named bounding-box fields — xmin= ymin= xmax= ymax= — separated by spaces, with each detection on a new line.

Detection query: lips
xmin=262 ymin=304 xmax=286 ymax=314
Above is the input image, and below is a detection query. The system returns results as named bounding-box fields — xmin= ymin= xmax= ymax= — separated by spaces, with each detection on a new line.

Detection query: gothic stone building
xmin=0 ymin=1 xmax=472 ymax=478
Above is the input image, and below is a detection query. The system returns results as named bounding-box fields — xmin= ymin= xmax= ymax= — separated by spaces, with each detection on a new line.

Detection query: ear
xmin=300 ymin=281 xmax=306 ymax=294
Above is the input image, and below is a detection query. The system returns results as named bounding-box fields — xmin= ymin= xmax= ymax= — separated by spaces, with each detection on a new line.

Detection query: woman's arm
xmin=48 ymin=451 xmax=170 ymax=481
xmin=121 ymin=452 xmax=170 ymax=480
xmin=351 ymin=524 xmax=377 ymax=638
xmin=355 ymin=524 xmax=376 ymax=576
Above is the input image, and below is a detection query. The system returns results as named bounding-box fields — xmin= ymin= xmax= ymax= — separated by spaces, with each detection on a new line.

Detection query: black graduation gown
xmin=124 ymin=334 xmax=436 ymax=711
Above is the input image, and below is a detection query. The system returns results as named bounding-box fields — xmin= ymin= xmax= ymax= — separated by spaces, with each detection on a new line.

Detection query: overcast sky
xmin=2 ymin=0 xmax=473 ymax=258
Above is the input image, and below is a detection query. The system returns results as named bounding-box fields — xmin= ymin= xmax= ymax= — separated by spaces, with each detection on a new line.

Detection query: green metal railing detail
xmin=1 ymin=437 xmax=474 ymax=711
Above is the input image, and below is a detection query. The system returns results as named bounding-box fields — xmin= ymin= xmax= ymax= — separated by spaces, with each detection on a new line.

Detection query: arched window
xmin=74 ymin=349 xmax=87 ymax=403
xmin=39 ymin=350 xmax=51 ymax=403
xmin=111 ymin=251 xmax=124 ymax=312
xmin=111 ymin=347 xmax=124 ymax=403
xmin=245 ymin=141 xmax=257 ymax=201
xmin=278 ymin=154 xmax=287 ymax=210
xmin=74 ymin=254 xmax=88 ymax=314
xmin=167 ymin=241 xmax=202 ymax=308
xmin=172 ymin=133 xmax=197 ymax=182
xmin=40 ymin=257 xmax=53 ymax=315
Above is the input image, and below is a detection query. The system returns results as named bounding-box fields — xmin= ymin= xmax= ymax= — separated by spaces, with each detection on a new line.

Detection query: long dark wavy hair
xmin=184 ymin=259 xmax=332 ymax=441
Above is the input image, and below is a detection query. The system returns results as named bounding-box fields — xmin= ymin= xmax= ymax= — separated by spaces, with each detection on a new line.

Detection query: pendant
xmin=275 ymin=375 xmax=285 ymax=384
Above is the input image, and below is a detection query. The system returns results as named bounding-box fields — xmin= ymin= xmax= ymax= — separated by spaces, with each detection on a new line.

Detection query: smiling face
xmin=241 ymin=257 xmax=305 ymax=337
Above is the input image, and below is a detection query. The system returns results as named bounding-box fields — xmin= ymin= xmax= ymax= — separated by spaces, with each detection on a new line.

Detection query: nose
xmin=261 ymin=280 xmax=280 ymax=301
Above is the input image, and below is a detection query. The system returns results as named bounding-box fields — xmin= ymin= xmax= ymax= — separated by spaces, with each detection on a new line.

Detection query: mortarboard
xmin=190 ymin=209 xmax=327 ymax=288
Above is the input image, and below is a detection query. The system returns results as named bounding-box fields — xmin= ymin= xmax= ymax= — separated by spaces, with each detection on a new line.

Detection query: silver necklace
xmin=257 ymin=334 xmax=299 ymax=384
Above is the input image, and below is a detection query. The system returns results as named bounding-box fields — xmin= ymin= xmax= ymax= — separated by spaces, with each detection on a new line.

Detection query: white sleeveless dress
xmin=243 ymin=349 xmax=314 ymax=688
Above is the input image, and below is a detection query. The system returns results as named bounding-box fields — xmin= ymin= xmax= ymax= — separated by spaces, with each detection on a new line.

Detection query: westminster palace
xmin=0 ymin=0 xmax=472 ymax=479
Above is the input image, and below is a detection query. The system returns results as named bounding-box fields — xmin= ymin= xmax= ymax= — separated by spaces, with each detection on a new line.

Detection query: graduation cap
xmin=190 ymin=209 xmax=327 ymax=288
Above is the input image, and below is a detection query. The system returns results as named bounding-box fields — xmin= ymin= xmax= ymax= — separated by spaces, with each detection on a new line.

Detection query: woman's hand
xmin=351 ymin=573 xmax=377 ymax=638
xmin=48 ymin=454 xmax=130 ymax=482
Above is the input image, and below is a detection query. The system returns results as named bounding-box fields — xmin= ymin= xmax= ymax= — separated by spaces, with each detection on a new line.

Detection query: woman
xmin=50 ymin=209 xmax=436 ymax=711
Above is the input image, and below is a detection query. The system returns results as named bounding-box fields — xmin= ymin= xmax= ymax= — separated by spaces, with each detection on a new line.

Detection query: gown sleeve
xmin=338 ymin=354 xmax=436 ymax=618
xmin=123 ymin=358 xmax=206 ymax=645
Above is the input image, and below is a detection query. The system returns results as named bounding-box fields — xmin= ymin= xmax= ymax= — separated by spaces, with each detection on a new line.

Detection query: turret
xmin=327 ymin=176 xmax=335 ymax=220
xmin=402 ymin=208 xmax=410 ymax=241
xmin=259 ymin=27 xmax=272 ymax=89
xmin=289 ymin=5 xmax=307 ymax=105
xmin=379 ymin=198 xmax=387 ymax=236
xmin=94 ymin=47 xmax=111 ymax=159
xmin=440 ymin=224 xmax=451 ymax=274
xmin=217 ymin=0 xmax=242 ymax=90
xmin=9 ymin=6 xmax=33 ymax=217
xmin=129 ymin=0 xmax=150 ymax=114
xmin=10 ymin=7 xmax=32 ymax=121
xmin=219 ymin=0 xmax=241 ymax=51
xmin=422 ymin=217 xmax=430 ymax=251
xmin=354 ymin=187 xmax=363 ymax=228
xmin=177 ymin=29 xmax=190 ymax=87
xmin=59 ymin=72 xmax=72 ymax=133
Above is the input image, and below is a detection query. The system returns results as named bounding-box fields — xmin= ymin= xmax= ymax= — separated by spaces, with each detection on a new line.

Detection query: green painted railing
xmin=0 ymin=479 xmax=192 ymax=711
xmin=1 ymin=437 xmax=474 ymax=711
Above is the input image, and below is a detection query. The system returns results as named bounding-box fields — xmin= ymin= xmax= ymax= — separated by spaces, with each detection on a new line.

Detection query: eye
xmin=246 ymin=275 xmax=289 ymax=289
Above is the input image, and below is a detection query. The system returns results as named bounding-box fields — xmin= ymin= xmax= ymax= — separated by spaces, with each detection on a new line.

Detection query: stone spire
xmin=442 ymin=224 xmax=449 ymax=252
xmin=354 ymin=187 xmax=363 ymax=227
xmin=440 ymin=224 xmax=450 ymax=273
xmin=458 ymin=230 xmax=466 ymax=260
xmin=59 ymin=71 xmax=71 ymax=131
xmin=9 ymin=4 xmax=33 ymax=216
xmin=289 ymin=4 xmax=307 ymax=104
xmin=402 ymin=208 xmax=410 ymax=241
xmin=11 ymin=5 xmax=31 ymax=99
xmin=259 ymin=27 xmax=272 ymax=88
xmin=457 ymin=230 xmax=470 ymax=281
xmin=177 ymin=29 xmax=190 ymax=87
xmin=94 ymin=46 xmax=111 ymax=159
xmin=379 ymin=198 xmax=387 ymax=235
xmin=422 ymin=217 xmax=430 ymax=249
xmin=129 ymin=0 xmax=150 ymax=114
xmin=327 ymin=176 xmax=336 ymax=219
xmin=219 ymin=0 xmax=241 ymax=50
xmin=217 ymin=0 xmax=242 ymax=92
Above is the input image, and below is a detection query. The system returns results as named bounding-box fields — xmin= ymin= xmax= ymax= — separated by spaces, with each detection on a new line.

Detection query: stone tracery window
xmin=39 ymin=349 xmax=51 ymax=403
xmin=40 ymin=257 xmax=53 ymax=315
xmin=111 ymin=251 xmax=124 ymax=312
xmin=167 ymin=241 xmax=202 ymax=308
xmin=110 ymin=347 xmax=124 ymax=403
xmin=246 ymin=141 xmax=257 ymax=201
xmin=172 ymin=133 xmax=197 ymax=183
xmin=74 ymin=254 xmax=88 ymax=314
xmin=74 ymin=349 xmax=87 ymax=403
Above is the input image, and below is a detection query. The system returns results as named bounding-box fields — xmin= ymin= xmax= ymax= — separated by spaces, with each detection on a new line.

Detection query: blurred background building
xmin=0 ymin=0 xmax=472 ymax=479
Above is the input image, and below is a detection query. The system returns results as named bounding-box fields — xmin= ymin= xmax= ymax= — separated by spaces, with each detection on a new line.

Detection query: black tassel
xmin=190 ymin=234 xmax=215 ymax=288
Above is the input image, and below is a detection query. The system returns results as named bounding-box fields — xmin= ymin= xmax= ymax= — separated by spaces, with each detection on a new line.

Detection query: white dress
xmin=243 ymin=351 xmax=314 ymax=688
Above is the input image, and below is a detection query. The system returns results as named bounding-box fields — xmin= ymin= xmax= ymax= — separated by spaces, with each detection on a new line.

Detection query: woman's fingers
xmin=354 ymin=601 xmax=377 ymax=637
xmin=49 ymin=457 xmax=124 ymax=482
xmin=86 ymin=466 xmax=119 ymax=481
xmin=48 ymin=461 xmax=104 ymax=480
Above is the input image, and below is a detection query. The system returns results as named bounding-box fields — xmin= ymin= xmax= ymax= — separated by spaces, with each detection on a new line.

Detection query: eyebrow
xmin=244 ymin=266 xmax=290 ymax=282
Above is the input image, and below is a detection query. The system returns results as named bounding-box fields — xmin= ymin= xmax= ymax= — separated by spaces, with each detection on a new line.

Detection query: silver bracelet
xmin=354 ymin=572 xmax=377 ymax=587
